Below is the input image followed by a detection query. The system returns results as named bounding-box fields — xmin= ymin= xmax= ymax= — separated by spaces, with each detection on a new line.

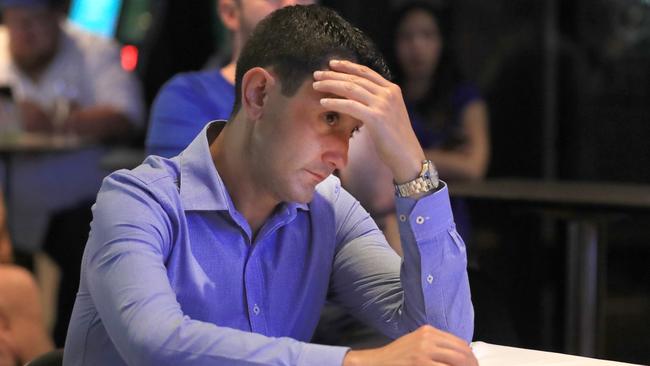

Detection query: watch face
xmin=424 ymin=161 xmax=439 ymax=186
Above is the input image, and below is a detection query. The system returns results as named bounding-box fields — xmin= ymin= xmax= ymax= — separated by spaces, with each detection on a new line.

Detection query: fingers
xmin=328 ymin=59 xmax=392 ymax=87
xmin=313 ymin=69 xmax=384 ymax=95
xmin=416 ymin=325 xmax=477 ymax=366
xmin=319 ymin=97 xmax=373 ymax=125
xmin=429 ymin=347 xmax=471 ymax=366
xmin=425 ymin=326 xmax=472 ymax=351
xmin=313 ymin=79 xmax=375 ymax=107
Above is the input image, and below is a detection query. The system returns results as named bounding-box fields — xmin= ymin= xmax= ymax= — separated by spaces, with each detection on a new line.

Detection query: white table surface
xmin=471 ymin=342 xmax=641 ymax=365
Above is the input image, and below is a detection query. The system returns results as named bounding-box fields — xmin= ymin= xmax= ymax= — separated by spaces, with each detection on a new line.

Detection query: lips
xmin=305 ymin=169 xmax=328 ymax=182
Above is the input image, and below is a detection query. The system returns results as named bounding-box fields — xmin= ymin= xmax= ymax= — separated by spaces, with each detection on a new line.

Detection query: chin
xmin=283 ymin=184 xmax=316 ymax=204
xmin=292 ymin=190 xmax=315 ymax=204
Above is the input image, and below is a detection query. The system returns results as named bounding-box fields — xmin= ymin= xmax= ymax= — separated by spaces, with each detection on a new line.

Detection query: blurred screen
xmin=69 ymin=0 xmax=123 ymax=38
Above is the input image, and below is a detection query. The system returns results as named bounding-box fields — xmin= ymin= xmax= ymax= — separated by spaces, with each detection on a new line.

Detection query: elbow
xmin=457 ymin=163 xmax=487 ymax=182
xmin=467 ymin=164 xmax=487 ymax=181
xmin=124 ymin=322 xmax=185 ymax=365
xmin=465 ymin=154 xmax=490 ymax=181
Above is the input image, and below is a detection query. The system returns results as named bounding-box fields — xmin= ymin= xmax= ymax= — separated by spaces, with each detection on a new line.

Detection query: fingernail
xmin=313 ymin=81 xmax=321 ymax=88
xmin=320 ymin=98 xmax=328 ymax=105
xmin=330 ymin=60 xmax=340 ymax=65
xmin=313 ymin=71 xmax=323 ymax=78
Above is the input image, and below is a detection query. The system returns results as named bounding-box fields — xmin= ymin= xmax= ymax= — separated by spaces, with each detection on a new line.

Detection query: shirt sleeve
xmin=329 ymin=181 xmax=474 ymax=342
xmin=83 ymin=172 xmax=349 ymax=366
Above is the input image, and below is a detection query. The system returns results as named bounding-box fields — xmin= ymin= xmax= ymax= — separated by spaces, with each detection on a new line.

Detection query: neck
xmin=220 ymin=33 xmax=243 ymax=85
xmin=14 ymin=50 xmax=57 ymax=83
xmin=402 ymin=77 xmax=430 ymax=101
xmin=220 ymin=62 xmax=236 ymax=85
xmin=210 ymin=117 xmax=278 ymax=236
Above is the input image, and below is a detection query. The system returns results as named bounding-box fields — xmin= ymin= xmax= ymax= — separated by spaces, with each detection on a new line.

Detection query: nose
xmin=322 ymin=132 xmax=349 ymax=171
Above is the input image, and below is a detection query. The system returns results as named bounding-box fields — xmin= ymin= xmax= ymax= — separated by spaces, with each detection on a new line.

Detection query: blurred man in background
xmin=0 ymin=0 xmax=144 ymax=345
xmin=146 ymin=0 xmax=313 ymax=157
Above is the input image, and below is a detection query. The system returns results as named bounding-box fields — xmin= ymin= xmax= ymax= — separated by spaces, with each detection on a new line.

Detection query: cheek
xmin=397 ymin=39 xmax=419 ymax=64
xmin=427 ymin=39 xmax=442 ymax=62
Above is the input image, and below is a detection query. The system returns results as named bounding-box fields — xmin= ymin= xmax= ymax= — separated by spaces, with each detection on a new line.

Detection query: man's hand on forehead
xmin=313 ymin=59 xmax=426 ymax=184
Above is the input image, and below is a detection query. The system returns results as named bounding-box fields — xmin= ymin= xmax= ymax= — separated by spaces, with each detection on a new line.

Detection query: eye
xmin=324 ymin=112 xmax=339 ymax=126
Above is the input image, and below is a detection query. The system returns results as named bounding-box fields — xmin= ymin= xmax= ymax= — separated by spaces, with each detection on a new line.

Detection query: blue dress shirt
xmin=145 ymin=70 xmax=234 ymax=158
xmin=64 ymin=122 xmax=473 ymax=366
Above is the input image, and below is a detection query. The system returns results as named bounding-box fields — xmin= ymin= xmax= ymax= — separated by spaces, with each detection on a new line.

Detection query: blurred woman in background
xmin=340 ymin=1 xmax=490 ymax=252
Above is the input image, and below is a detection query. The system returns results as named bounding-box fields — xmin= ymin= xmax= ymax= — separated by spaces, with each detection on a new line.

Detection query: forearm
xmin=330 ymin=186 xmax=473 ymax=343
xmin=394 ymin=186 xmax=474 ymax=342
xmin=0 ymin=198 xmax=12 ymax=264
xmin=0 ymin=235 xmax=12 ymax=264
xmin=87 ymin=249 xmax=349 ymax=365
xmin=66 ymin=106 xmax=134 ymax=139
xmin=425 ymin=149 xmax=488 ymax=181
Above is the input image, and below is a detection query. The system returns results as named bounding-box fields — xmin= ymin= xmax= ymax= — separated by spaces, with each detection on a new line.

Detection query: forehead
xmin=277 ymin=69 xmax=362 ymax=123
xmin=399 ymin=9 xmax=438 ymax=29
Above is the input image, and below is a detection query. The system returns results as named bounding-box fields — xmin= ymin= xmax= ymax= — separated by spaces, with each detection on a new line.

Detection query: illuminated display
xmin=69 ymin=0 xmax=123 ymax=38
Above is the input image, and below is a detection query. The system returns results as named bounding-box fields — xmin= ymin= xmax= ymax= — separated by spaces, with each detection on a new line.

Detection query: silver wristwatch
xmin=394 ymin=160 xmax=440 ymax=197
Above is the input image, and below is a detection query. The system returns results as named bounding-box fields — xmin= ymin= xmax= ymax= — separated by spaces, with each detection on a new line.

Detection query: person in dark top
xmin=340 ymin=1 xmax=490 ymax=251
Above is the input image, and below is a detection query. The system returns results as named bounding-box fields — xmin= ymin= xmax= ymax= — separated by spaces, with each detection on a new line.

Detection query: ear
xmin=218 ymin=0 xmax=241 ymax=32
xmin=241 ymin=67 xmax=276 ymax=120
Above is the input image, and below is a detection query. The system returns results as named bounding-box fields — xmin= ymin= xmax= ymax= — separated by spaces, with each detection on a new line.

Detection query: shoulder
xmin=152 ymin=69 xmax=234 ymax=120
xmin=63 ymin=22 xmax=119 ymax=57
xmin=99 ymin=155 xmax=182 ymax=210
xmin=312 ymin=175 xmax=368 ymax=221
xmin=314 ymin=175 xmax=344 ymax=205
xmin=163 ymin=69 xmax=229 ymax=95
xmin=153 ymin=70 xmax=216 ymax=107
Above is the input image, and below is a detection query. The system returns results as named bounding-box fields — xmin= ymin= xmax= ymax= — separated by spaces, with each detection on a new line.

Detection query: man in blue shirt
xmin=146 ymin=0 xmax=313 ymax=158
xmin=65 ymin=5 xmax=476 ymax=366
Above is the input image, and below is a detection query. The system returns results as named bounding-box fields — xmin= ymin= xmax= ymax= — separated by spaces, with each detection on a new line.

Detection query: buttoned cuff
xmin=297 ymin=343 xmax=350 ymax=366
xmin=394 ymin=181 xmax=454 ymax=241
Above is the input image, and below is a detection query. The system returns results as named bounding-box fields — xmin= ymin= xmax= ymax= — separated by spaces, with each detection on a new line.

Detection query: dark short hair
xmin=232 ymin=4 xmax=390 ymax=115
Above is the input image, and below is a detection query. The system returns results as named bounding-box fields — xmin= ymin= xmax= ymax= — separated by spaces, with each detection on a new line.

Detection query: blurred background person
xmin=0 ymin=193 xmax=10 ymax=265
xmin=146 ymin=0 xmax=314 ymax=158
xmin=0 ymin=0 xmax=144 ymax=346
xmin=340 ymin=1 xmax=490 ymax=252
xmin=0 ymin=194 xmax=53 ymax=366
xmin=339 ymin=1 xmax=520 ymax=345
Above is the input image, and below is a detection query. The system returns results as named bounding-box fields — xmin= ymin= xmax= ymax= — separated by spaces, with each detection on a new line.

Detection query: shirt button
xmin=426 ymin=274 xmax=434 ymax=284
xmin=253 ymin=304 xmax=260 ymax=315
xmin=416 ymin=216 xmax=425 ymax=224
xmin=399 ymin=214 xmax=407 ymax=222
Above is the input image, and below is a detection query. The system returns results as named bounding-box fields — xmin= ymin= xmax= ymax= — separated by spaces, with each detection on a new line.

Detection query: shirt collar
xmin=179 ymin=121 xmax=231 ymax=211
xmin=178 ymin=120 xmax=309 ymax=213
